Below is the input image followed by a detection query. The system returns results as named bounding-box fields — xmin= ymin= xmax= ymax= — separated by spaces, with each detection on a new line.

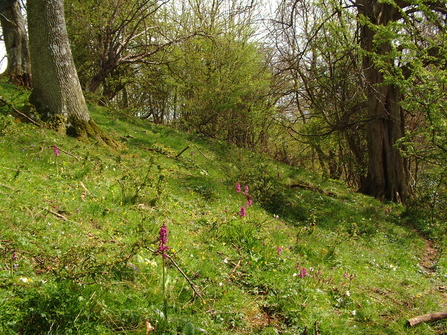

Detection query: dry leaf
xmin=145 ymin=319 xmax=155 ymax=334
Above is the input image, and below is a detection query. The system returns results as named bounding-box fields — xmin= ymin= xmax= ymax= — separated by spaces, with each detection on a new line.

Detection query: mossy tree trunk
xmin=27 ymin=0 xmax=119 ymax=147
xmin=0 ymin=0 xmax=31 ymax=86
xmin=356 ymin=0 xmax=409 ymax=203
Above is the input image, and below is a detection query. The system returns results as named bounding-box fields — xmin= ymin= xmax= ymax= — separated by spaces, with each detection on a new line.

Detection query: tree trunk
xmin=357 ymin=0 xmax=409 ymax=203
xmin=27 ymin=0 xmax=119 ymax=147
xmin=0 ymin=0 xmax=31 ymax=86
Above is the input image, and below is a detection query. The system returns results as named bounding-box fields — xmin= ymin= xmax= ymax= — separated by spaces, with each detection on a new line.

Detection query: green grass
xmin=1 ymin=79 xmax=447 ymax=334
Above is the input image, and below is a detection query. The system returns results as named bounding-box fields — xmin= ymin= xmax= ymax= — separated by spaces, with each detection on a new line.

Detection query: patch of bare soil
xmin=420 ymin=238 xmax=439 ymax=273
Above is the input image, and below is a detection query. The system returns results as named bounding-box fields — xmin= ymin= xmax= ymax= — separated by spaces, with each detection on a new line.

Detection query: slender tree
xmin=0 ymin=0 xmax=31 ymax=86
xmin=272 ymin=0 xmax=367 ymax=183
xmin=65 ymin=0 xmax=184 ymax=104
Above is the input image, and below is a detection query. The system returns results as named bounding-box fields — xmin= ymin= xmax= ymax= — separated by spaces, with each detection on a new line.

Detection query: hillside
xmin=1 ymin=80 xmax=447 ymax=334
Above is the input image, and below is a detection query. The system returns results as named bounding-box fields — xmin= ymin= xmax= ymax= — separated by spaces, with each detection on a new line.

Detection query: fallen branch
xmin=46 ymin=208 xmax=68 ymax=221
xmin=58 ymin=147 xmax=81 ymax=161
xmin=141 ymin=146 xmax=172 ymax=158
xmin=230 ymin=259 xmax=242 ymax=274
xmin=0 ymin=183 xmax=17 ymax=191
xmin=145 ymin=247 xmax=205 ymax=303
xmin=408 ymin=311 xmax=447 ymax=327
xmin=289 ymin=182 xmax=323 ymax=194
xmin=193 ymin=145 xmax=211 ymax=160
xmin=0 ymin=96 xmax=41 ymax=127
xmin=175 ymin=145 xmax=190 ymax=158
xmin=79 ymin=181 xmax=92 ymax=200
xmin=0 ymin=165 xmax=20 ymax=171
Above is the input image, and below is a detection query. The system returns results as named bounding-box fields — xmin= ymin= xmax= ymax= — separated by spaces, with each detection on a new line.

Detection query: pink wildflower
xmin=298 ymin=267 xmax=307 ymax=278
xmin=157 ymin=224 xmax=169 ymax=259
xmin=246 ymin=198 xmax=253 ymax=207
xmin=240 ymin=206 xmax=246 ymax=217
xmin=53 ymin=145 xmax=59 ymax=157
xmin=244 ymin=185 xmax=249 ymax=195
xmin=236 ymin=183 xmax=241 ymax=193
xmin=277 ymin=246 xmax=283 ymax=256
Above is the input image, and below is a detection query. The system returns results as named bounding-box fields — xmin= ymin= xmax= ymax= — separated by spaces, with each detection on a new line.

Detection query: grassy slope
xmin=1 ymin=80 xmax=447 ymax=334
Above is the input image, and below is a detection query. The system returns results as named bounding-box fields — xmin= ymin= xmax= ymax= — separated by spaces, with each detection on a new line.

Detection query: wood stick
xmin=166 ymin=254 xmax=205 ymax=303
xmin=0 ymin=183 xmax=17 ymax=191
xmin=408 ymin=311 xmax=447 ymax=326
xmin=145 ymin=247 xmax=205 ymax=302
xmin=46 ymin=208 xmax=68 ymax=221
xmin=193 ymin=145 xmax=210 ymax=160
xmin=0 ymin=165 xmax=20 ymax=171
xmin=0 ymin=96 xmax=41 ymax=127
xmin=175 ymin=145 xmax=190 ymax=158
xmin=58 ymin=147 xmax=80 ymax=161
xmin=79 ymin=181 xmax=92 ymax=196
xmin=230 ymin=260 xmax=242 ymax=274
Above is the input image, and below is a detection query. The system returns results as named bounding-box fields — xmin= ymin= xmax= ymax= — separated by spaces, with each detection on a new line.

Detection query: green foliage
xmin=118 ymin=155 xmax=165 ymax=205
xmin=171 ymin=32 xmax=276 ymax=149
xmin=403 ymin=168 xmax=447 ymax=240
xmin=182 ymin=322 xmax=195 ymax=335
xmin=0 ymin=114 xmax=14 ymax=136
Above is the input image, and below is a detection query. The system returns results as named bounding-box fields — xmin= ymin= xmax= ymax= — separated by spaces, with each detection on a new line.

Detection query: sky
xmin=0 ymin=40 xmax=6 ymax=73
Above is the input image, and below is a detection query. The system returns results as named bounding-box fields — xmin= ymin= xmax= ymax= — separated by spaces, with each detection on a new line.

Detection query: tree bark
xmin=0 ymin=0 xmax=31 ymax=86
xmin=356 ymin=0 xmax=409 ymax=203
xmin=27 ymin=0 xmax=119 ymax=147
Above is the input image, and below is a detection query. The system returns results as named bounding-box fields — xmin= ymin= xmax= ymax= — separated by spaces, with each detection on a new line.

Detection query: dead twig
xmin=145 ymin=247 xmax=205 ymax=303
xmin=29 ymin=146 xmax=44 ymax=155
xmin=0 ymin=165 xmax=20 ymax=171
xmin=0 ymin=183 xmax=17 ymax=191
xmin=193 ymin=145 xmax=211 ymax=160
xmin=57 ymin=147 xmax=81 ymax=161
xmin=79 ymin=181 xmax=92 ymax=201
xmin=175 ymin=145 xmax=190 ymax=158
xmin=230 ymin=260 xmax=242 ymax=274
xmin=46 ymin=208 xmax=68 ymax=221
